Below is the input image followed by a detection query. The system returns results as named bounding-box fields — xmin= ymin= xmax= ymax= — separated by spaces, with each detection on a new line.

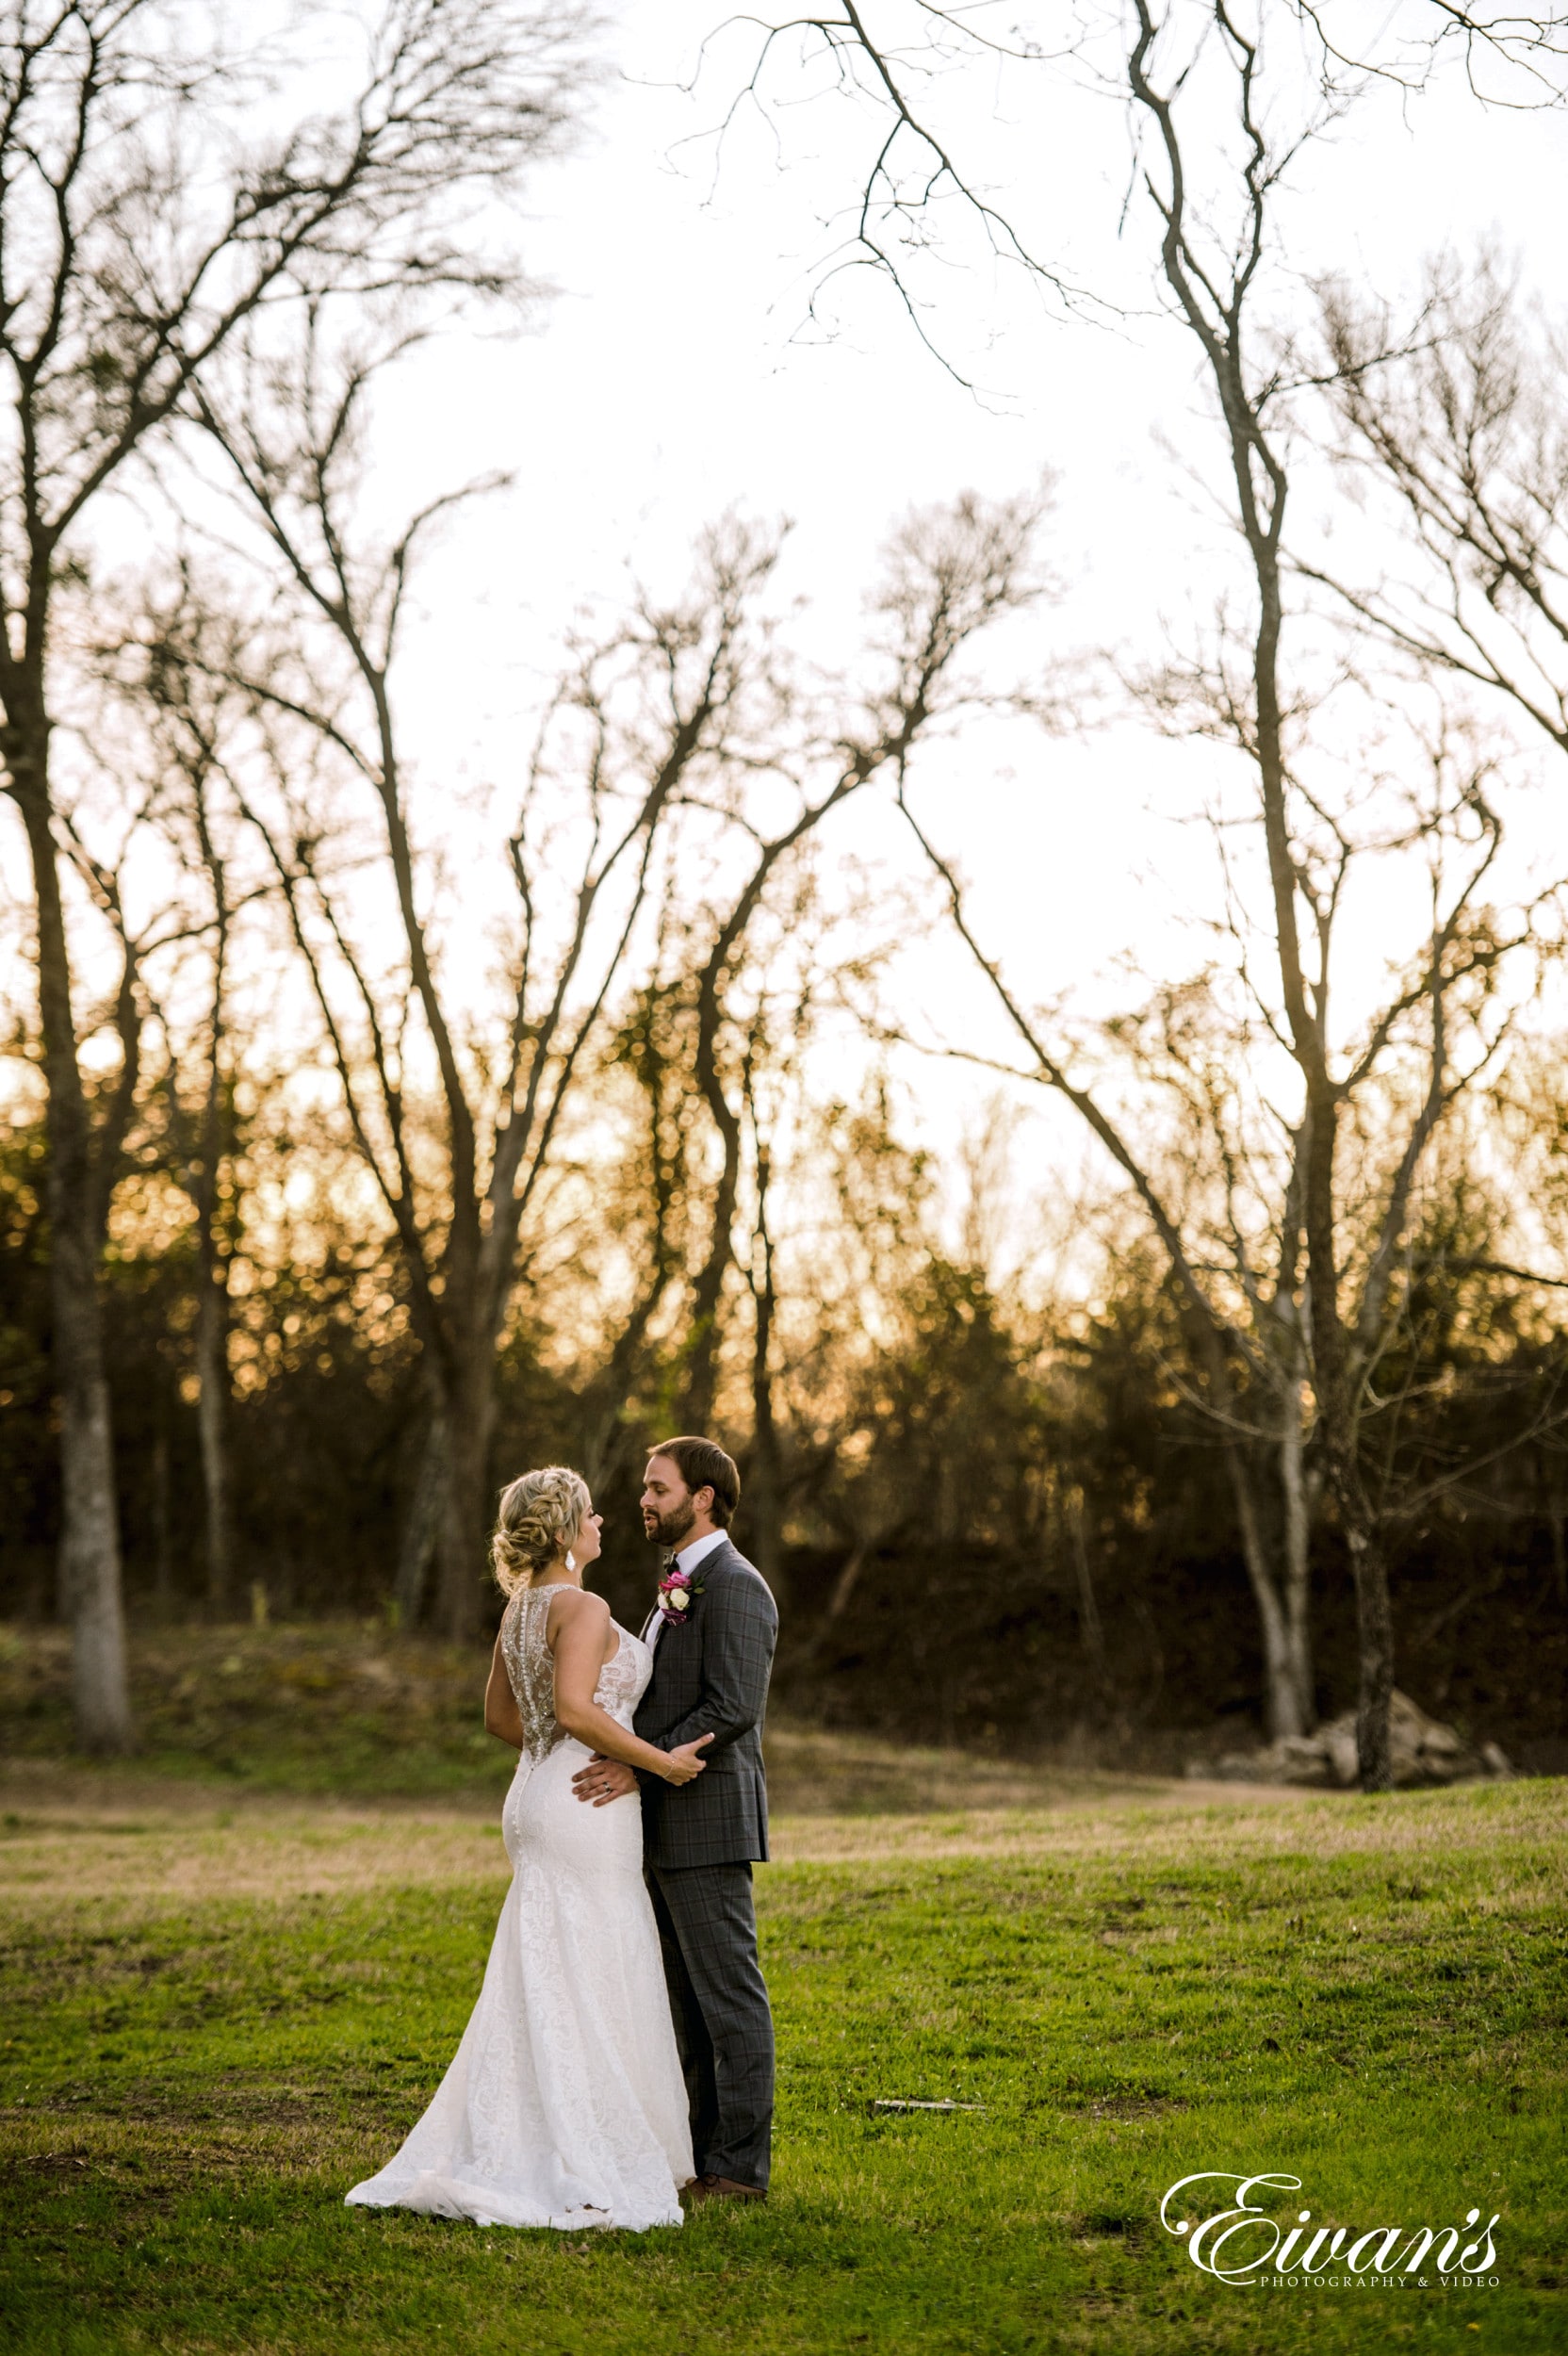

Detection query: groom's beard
xmin=644 ymin=1500 xmax=696 ymax=1551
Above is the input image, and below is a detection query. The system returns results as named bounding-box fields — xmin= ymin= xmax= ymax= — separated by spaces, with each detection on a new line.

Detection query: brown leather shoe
xmin=685 ymin=2172 xmax=766 ymax=2204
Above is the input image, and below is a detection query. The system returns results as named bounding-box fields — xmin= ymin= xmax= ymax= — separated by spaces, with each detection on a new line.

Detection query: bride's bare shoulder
xmin=545 ymin=1585 xmax=610 ymax=1633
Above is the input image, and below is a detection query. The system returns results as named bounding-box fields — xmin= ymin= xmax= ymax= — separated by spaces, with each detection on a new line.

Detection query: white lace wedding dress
xmin=345 ymin=1583 xmax=693 ymax=2232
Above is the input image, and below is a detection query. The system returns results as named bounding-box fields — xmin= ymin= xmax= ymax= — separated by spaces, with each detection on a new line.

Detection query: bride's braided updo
xmin=491 ymin=1465 xmax=591 ymax=1596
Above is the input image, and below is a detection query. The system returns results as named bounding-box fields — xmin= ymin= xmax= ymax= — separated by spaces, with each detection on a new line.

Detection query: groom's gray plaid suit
xmin=635 ymin=1537 xmax=777 ymax=2191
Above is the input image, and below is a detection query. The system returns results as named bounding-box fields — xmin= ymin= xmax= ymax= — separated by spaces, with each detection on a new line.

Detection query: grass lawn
xmin=1 ymin=1758 xmax=1562 ymax=2355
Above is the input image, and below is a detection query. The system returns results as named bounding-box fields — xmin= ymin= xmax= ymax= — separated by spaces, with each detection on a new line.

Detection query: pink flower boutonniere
xmin=657 ymin=1566 xmax=705 ymax=1627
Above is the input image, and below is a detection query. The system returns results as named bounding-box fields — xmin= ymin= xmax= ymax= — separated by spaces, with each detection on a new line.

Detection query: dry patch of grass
xmin=0 ymin=1780 xmax=1263 ymax=1912
xmin=0 ymin=1795 xmax=508 ymax=1912
xmin=762 ymin=1722 xmax=1192 ymax=1814
xmin=6 ymin=1759 xmax=1549 ymax=1916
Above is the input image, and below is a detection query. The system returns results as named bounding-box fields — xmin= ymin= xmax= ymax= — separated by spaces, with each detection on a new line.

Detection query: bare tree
xmin=783 ymin=1078 xmax=945 ymax=1647
xmin=186 ymin=773 xmax=237 ymax=1613
xmin=179 ymin=448 xmax=761 ymax=1638
xmin=108 ymin=605 xmax=269 ymax=1615
xmin=744 ymin=1104 xmax=785 ymax=1585
xmin=142 ymin=303 xmax=1042 ymax=1631
xmin=698 ymin=3 xmax=1567 ymax=378
xmin=392 ymin=1371 xmax=449 ymax=1628
xmin=570 ymin=945 xmax=698 ymax=1499
xmin=1089 ymin=972 xmax=1320 ymax=1738
xmin=710 ymin=898 xmax=854 ymax=1589
xmin=156 ymin=757 xmax=239 ymax=1611
xmin=0 ymin=0 xmax=593 ymax=1743
xmin=743 ymin=0 xmax=1559 ymax=1780
xmin=22 ymin=767 xmax=146 ymax=1672
xmin=1315 ymin=258 xmax=1568 ymax=769
xmin=1286 ymin=1 xmax=1568 ymax=106
xmin=239 ymin=363 xmax=998 ymax=1608
xmin=678 ymin=492 xmax=1045 ymax=1431
xmin=899 ymin=724 xmax=1547 ymax=1759
xmin=1115 ymin=8 xmax=1560 ymax=1781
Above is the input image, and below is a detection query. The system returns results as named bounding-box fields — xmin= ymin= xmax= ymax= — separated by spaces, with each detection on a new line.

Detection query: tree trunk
xmin=1068 ymin=1492 xmax=1106 ymax=1677
xmin=152 ymin=1404 xmax=173 ymax=1619
xmin=195 ymin=1260 xmax=234 ymax=1612
xmin=745 ymin=1165 xmax=784 ymax=1595
xmin=682 ymin=1235 xmax=733 ymax=1434
xmin=1225 ymin=1439 xmax=1309 ymax=1742
xmin=1347 ymin=1516 xmax=1396 ymax=1792
xmin=1302 ymin=1091 xmax=1394 ymax=1788
xmin=808 ymin=1540 xmax=874 ymax=1661
xmin=1319 ymin=1342 xmax=1395 ymax=1789
xmin=65 ymin=1361 xmax=132 ymax=1752
xmin=1278 ymin=1372 xmax=1315 ymax=1733
xmin=395 ymin=1399 xmax=449 ymax=1628
xmin=684 ymin=962 xmax=744 ymax=1435
xmin=746 ymin=1391 xmax=783 ymax=1591
xmin=435 ymin=1348 xmax=496 ymax=1642
xmin=8 ymin=722 xmax=133 ymax=1752
xmin=193 ymin=810 xmax=236 ymax=1616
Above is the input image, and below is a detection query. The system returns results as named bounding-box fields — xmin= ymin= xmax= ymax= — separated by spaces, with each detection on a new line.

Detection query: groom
xmin=571 ymin=1434 xmax=778 ymax=2204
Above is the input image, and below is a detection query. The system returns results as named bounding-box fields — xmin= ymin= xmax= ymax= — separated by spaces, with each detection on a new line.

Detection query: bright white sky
xmin=8 ymin=0 xmax=1567 ymax=1261
xmin=350 ymin=0 xmax=1568 ymax=1237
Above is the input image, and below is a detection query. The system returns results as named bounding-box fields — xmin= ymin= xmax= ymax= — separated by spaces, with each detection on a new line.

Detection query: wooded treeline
xmin=5 ymin=0 xmax=1568 ymax=1779
xmin=4 ymin=1053 xmax=1567 ymax=1767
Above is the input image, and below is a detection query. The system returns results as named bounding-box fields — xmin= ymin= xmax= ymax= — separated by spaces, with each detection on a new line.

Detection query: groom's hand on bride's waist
xmin=571 ymin=1754 xmax=641 ymax=1807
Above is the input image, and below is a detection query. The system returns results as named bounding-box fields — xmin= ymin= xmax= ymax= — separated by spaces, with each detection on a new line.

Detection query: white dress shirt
xmin=644 ymin=1527 xmax=728 ymax=1648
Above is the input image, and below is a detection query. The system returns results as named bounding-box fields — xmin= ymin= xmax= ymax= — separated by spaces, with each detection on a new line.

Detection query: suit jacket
xmin=634 ymin=1536 xmax=777 ymax=1870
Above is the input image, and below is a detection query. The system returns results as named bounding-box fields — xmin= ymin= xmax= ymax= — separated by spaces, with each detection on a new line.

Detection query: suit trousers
xmin=645 ymin=1857 xmax=775 ymax=2191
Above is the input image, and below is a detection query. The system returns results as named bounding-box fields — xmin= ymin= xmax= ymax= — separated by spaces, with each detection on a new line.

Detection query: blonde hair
xmin=491 ymin=1465 xmax=591 ymax=1596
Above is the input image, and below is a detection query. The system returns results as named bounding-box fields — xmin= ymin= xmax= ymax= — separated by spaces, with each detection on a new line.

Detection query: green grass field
xmin=1 ymin=1631 xmax=1563 ymax=2352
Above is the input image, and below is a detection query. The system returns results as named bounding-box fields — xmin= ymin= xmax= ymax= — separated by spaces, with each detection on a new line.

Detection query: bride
xmin=345 ymin=1465 xmax=712 ymax=2232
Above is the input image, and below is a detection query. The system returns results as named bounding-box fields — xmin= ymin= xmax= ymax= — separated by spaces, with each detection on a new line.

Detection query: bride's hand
xmin=663 ymin=1732 xmax=713 ymax=1786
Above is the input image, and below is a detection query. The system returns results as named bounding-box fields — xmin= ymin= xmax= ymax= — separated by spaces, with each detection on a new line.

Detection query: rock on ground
xmin=1197 ymin=1690 xmax=1513 ymax=1789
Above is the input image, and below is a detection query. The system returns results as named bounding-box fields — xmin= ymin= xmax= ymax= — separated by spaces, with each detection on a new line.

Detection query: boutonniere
xmin=657 ymin=1566 xmax=705 ymax=1626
